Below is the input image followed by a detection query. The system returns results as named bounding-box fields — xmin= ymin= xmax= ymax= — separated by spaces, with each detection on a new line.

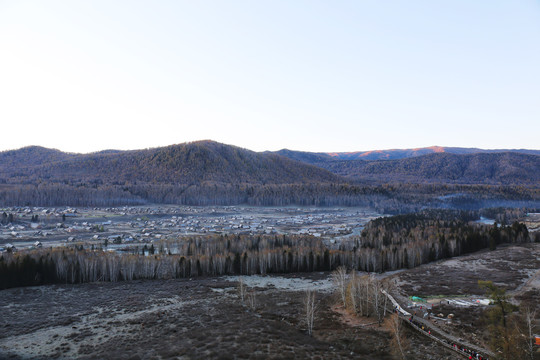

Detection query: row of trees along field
xmin=0 ymin=211 xmax=533 ymax=290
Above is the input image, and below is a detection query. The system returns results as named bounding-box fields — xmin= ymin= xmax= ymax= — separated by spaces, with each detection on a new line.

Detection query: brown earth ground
xmin=0 ymin=274 xmax=458 ymax=360
xmin=1 ymin=243 xmax=539 ymax=359
xmin=394 ymin=243 xmax=540 ymax=357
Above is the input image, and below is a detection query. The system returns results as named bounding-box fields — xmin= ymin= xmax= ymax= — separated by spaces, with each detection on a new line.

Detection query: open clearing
xmin=1 ymin=243 xmax=539 ymax=359
xmin=0 ymin=274 xmax=457 ymax=360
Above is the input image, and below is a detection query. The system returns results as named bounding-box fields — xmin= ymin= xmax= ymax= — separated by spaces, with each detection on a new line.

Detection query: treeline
xmin=352 ymin=210 xmax=530 ymax=271
xmin=0 ymin=235 xmax=340 ymax=289
xmin=1 ymin=182 xmax=539 ymax=214
xmin=0 ymin=182 xmax=423 ymax=211
xmin=0 ymin=182 xmax=394 ymax=208
xmin=479 ymin=207 xmax=531 ymax=225
xmin=0 ymin=184 xmax=146 ymax=207
xmin=1 ymin=213 xmax=534 ymax=290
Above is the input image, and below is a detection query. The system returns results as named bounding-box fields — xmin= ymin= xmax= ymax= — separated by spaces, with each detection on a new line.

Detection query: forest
xmin=0 ymin=141 xmax=339 ymax=186
xmin=0 ymin=211 xmax=533 ymax=290
xmin=0 ymin=141 xmax=539 ymax=210
xmin=0 ymin=182 xmax=538 ymax=214
xmin=277 ymin=150 xmax=540 ymax=185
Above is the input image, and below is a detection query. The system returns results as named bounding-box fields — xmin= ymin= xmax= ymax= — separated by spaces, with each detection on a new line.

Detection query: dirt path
xmin=510 ymin=267 xmax=540 ymax=298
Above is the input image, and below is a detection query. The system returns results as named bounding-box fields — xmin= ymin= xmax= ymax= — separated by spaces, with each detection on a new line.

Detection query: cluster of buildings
xmin=1 ymin=205 xmax=379 ymax=252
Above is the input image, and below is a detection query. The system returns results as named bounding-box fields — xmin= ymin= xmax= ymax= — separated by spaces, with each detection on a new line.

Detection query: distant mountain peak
xmin=318 ymin=146 xmax=540 ymax=161
xmin=416 ymin=146 xmax=445 ymax=152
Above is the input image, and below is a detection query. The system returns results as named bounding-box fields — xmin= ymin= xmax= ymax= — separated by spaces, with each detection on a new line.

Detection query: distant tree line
xmin=479 ymin=207 xmax=530 ymax=225
xmin=0 ymin=182 xmax=538 ymax=214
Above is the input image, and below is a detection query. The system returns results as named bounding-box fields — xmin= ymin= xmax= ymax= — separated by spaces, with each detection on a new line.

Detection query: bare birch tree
xmin=522 ymin=307 xmax=537 ymax=360
xmin=390 ymin=313 xmax=408 ymax=360
xmin=348 ymin=271 xmax=358 ymax=313
xmin=332 ymin=266 xmax=347 ymax=307
xmin=363 ymin=275 xmax=372 ymax=317
xmin=247 ymin=290 xmax=257 ymax=311
xmin=304 ymin=289 xmax=317 ymax=336
xmin=372 ymin=278 xmax=385 ymax=326
xmin=382 ymin=279 xmax=395 ymax=319
xmin=238 ymin=277 xmax=246 ymax=302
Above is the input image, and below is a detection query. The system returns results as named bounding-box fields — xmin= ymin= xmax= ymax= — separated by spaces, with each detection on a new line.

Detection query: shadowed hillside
xmin=0 ymin=141 xmax=341 ymax=185
xmin=0 ymin=146 xmax=77 ymax=172
xmin=320 ymin=152 xmax=540 ymax=185
xmin=1 ymin=141 xmax=539 ymax=208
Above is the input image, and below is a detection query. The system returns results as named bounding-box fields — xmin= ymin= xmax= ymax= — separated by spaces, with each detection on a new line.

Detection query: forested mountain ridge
xmin=275 ymin=146 xmax=540 ymax=162
xmin=3 ymin=142 xmax=538 ymax=186
xmin=322 ymin=146 xmax=540 ymax=161
xmin=1 ymin=141 xmax=538 ymax=208
xmin=320 ymin=152 xmax=540 ymax=185
xmin=0 ymin=146 xmax=77 ymax=172
xmin=0 ymin=141 xmax=341 ymax=185
xmin=274 ymin=150 xmax=540 ymax=185
xmin=272 ymin=149 xmax=334 ymax=164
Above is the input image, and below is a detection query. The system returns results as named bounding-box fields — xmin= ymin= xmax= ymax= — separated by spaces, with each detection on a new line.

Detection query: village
xmin=0 ymin=205 xmax=381 ymax=252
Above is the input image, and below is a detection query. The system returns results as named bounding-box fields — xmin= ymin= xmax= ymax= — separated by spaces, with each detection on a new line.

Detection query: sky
xmin=1 ymin=1 xmax=539 ymax=153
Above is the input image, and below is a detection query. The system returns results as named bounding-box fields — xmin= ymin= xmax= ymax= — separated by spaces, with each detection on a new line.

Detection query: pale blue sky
xmin=1 ymin=1 xmax=539 ymax=153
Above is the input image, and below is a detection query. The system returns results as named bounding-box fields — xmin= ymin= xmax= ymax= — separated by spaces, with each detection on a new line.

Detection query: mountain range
xmin=274 ymin=146 xmax=540 ymax=162
xmin=0 ymin=141 xmax=340 ymax=186
xmin=272 ymin=148 xmax=540 ymax=185
xmin=1 ymin=141 xmax=539 ymax=186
